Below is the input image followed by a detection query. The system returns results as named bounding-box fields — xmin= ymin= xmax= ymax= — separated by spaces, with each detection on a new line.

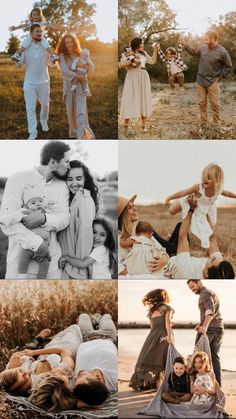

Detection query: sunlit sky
xmin=0 ymin=0 xmax=117 ymax=51
xmin=0 ymin=140 xmax=117 ymax=178
xmin=165 ymin=0 xmax=235 ymax=36
xmin=119 ymin=280 xmax=236 ymax=323
xmin=119 ymin=141 xmax=236 ymax=204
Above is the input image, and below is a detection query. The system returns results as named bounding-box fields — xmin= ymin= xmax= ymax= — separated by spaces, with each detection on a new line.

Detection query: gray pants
xmin=78 ymin=313 xmax=117 ymax=342
xmin=45 ymin=324 xmax=83 ymax=360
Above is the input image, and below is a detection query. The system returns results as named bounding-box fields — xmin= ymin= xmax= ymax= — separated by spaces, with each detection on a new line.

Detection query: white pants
xmin=24 ymin=82 xmax=50 ymax=134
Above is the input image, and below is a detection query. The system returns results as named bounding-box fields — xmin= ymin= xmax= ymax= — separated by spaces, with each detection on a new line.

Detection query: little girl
xmin=189 ymin=352 xmax=216 ymax=404
xmin=59 ymin=218 xmax=117 ymax=279
xmin=9 ymin=7 xmax=64 ymax=62
xmin=165 ymin=163 xmax=236 ymax=248
xmin=123 ymin=220 xmax=168 ymax=277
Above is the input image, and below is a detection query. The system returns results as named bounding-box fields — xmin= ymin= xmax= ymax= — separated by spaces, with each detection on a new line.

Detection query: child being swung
xmin=165 ymin=163 xmax=236 ymax=248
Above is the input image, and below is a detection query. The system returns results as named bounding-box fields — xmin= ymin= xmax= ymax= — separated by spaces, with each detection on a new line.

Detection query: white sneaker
xmin=51 ymin=53 xmax=59 ymax=63
xmin=28 ymin=131 xmax=37 ymax=140
xmin=11 ymin=52 xmax=21 ymax=62
xmin=41 ymin=121 xmax=49 ymax=131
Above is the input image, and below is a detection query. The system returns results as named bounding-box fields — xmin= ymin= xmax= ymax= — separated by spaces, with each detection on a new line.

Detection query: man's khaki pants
xmin=197 ymin=80 xmax=221 ymax=127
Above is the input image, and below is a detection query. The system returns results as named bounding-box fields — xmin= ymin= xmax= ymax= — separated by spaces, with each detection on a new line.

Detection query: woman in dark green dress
xmin=129 ymin=288 xmax=174 ymax=390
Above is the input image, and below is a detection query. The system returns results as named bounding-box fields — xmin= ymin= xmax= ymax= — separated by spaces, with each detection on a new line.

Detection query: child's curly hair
xmin=189 ymin=351 xmax=211 ymax=381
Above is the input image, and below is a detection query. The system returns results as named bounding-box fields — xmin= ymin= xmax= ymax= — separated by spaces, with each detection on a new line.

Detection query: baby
xmin=121 ymin=46 xmax=139 ymax=67
xmin=124 ymin=221 xmax=168 ymax=276
xmin=156 ymin=43 xmax=188 ymax=93
xmin=70 ymin=48 xmax=93 ymax=94
xmin=162 ymin=356 xmax=191 ymax=404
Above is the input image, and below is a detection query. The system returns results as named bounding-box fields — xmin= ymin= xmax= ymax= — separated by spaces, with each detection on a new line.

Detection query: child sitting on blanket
xmin=123 ymin=221 xmax=168 ymax=276
xmin=165 ymin=163 xmax=236 ymax=249
xmin=189 ymin=352 xmax=216 ymax=404
xmin=162 ymin=356 xmax=192 ymax=404
xmin=155 ymin=42 xmax=188 ymax=93
xmin=0 ymin=184 xmax=52 ymax=279
xmin=9 ymin=7 xmax=64 ymax=63
xmin=70 ymin=48 xmax=93 ymax=94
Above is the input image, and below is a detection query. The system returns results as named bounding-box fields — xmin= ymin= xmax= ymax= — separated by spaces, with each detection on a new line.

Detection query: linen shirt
xmin=17 ymin=42 xmax=52 ymax=84
xmin=184 ymin=43 xmax=232 ymax=87
xmin=0 ymin=168 xmax=70 ymax=277
xmin=89 ymin=245 xmax=111 ymax=279
xmin=198 ymin=286 xmax=223 ymax=329
xmin=74 ymin=339 xmax=118 ymax=392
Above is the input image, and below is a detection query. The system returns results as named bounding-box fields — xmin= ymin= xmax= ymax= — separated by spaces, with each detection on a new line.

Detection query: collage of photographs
xmin=0 ymin=0 xmax=236 ymax=419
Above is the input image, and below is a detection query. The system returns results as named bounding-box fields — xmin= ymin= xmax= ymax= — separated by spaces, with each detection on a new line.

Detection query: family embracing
xmin=0 ymin=141 xmax=116 ymax=279
xmin=10 ymin=7 xmax=95 ymax=140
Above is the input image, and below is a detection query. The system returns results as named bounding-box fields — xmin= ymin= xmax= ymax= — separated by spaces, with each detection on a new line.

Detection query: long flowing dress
xmin=129 ymin=304 xmax=174 ymax=390
xmin=120 ymin=53 xmax=154 ymax=119
xmin=59 ymin=53 xmax=95 ymax=139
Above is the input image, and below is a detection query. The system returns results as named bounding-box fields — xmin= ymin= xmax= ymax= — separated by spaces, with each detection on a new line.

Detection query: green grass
xmin=0 ymin=53 xmax=118 ymax=139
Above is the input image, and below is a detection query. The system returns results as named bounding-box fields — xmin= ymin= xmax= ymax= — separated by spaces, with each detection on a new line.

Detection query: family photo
xmin=119 ymin=280 xmax=236 ymax=418
xmin=0 ymin=0 xmax=118 ymax=139
xmin=0 ymin=140 xmax=118 ymax=279
xmin=118 ymin=0 xmax=236 ymax=139
xmin=0 ymin=279 xmax=118 ymax=418
xmin=118 ymin=141 xmax=236 ymax=279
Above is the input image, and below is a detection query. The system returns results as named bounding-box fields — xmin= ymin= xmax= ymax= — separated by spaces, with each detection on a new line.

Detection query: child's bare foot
xmin=36 ymin=329 xmax=52 ymax=340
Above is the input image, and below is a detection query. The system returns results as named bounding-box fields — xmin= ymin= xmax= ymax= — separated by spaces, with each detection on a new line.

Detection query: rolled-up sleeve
xmin=201 ymin=292 xmax=215 ymax=317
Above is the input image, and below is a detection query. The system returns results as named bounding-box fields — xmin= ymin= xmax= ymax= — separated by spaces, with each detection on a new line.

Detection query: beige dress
xmin=120 ymin=53 xmax=154 ymax=119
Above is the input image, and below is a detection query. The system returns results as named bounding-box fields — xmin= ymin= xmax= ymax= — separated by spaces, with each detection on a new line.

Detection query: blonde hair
xmin=119 ymin=206 xmax=133 ymax=239
xmin=201 ymin=163 xmax=224 ymax=195
xmin=0 ymin=369 xmax=18 ymax=393
xmin=189 ymin=351 xmax=211 ymax=380
xmin=29 ymin=374 xmax=76 ymax=412
xmin=30 ymin=7 xmax=44 ymax=21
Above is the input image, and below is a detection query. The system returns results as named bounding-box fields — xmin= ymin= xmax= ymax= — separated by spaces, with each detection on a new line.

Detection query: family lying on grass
xmin=0 ymin=313 xmax=117 ymax=413
xmin=118 ymin=163 xmax=236 ymax=279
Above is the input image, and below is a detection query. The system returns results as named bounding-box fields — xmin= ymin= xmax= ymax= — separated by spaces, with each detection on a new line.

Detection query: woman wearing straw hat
xmin=118 ymin=195 xmax=182 ymax=276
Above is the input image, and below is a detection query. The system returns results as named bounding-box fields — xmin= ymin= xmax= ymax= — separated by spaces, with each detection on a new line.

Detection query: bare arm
xmin=221 ymin=190 xmax=236 ymax=199
xmin=61 ymin=255 xmax=95 ymax=269
xmin=177 ymin=210 xmax=193 ymax=254
xmin=165 ymin=184 xmax=199 ymax=205
xmin=120 ymin=237 xmax=136 ymax=248
xmin=207 ymin=215 xmax=220 ymax=255
xmin=9 ymin=23 xmax=28 ymax=31
xmin=22 ymin=347 xmax=75 ymax=370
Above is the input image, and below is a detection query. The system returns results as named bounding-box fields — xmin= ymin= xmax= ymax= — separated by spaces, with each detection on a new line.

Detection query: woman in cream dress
xmin=120 ymin=37 xmax=158 ymax=131
xmin=58 ymin=34 xmax=95 ymax=139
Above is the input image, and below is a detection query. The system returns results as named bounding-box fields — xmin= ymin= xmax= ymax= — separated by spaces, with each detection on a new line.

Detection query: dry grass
xmin=0 ymin=280 xmax=117 ymax=418
xmin=118 ymin=81 xmax=236 ymax=140
xmin=137 ymin=203 xmax=236 ymax=272
xmin=0 ymin=53 xmax=118 ymax=139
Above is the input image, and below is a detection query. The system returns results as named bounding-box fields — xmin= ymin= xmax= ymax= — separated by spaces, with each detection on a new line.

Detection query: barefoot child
xmin=189 ymin=352 xmax=216 ymax=404
xmin=9 ymin=7 xmax=64 ymax=62
xmin=123 ymin=221 xmax=168 ymax=276
xmin=165 ymin=163 xmax=236 ymax=248
xmin=59 ymin=218 xmax=117 ymax=279
xmin=162 ymin=356 xmax=191 ymax=403
xmin=156 ymin=43 xmax=188 ymax=93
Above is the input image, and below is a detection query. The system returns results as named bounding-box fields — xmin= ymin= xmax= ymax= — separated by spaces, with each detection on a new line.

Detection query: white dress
xmin=190 ymin=372 xmax=215 ymax=404
xmin=180 ymin=184 xmax=218 ymax=248
xmin=120 ymin=53 xmax=154 ymax=119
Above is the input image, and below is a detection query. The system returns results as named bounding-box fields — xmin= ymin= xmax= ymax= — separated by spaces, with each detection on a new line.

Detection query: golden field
xmin=0 ymin=52 xmax=118 ymax=139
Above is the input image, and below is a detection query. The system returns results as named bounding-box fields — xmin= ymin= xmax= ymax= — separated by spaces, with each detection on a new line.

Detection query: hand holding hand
xmin=197 ymin=325 xmax=207 ymax=334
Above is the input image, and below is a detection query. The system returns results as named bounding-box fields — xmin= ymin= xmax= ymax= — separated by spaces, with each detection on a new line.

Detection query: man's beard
xmin=52 ymin=169 xmax=69 ymax=181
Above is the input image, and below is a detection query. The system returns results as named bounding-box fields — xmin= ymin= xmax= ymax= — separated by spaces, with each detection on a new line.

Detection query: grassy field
xmin=118 ymin=81 xmax=236 ymax=140
xmin=136 ymin=203 xmax=236 ymax=272
xmin=0 ymin=279 xmax=117 ymax=418
xmin=0 ymin=181 xmax=117 ymax=278
xmin=0 ymin=53 xmax=118 ymax=139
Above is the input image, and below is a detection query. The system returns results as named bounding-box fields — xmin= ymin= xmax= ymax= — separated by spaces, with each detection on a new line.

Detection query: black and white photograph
xmin=0 ymin=140 xmax=118 ymax=279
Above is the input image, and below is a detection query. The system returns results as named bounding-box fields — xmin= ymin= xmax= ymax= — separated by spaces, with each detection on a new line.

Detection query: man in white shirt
xmin=163 ymin=196 xmax=235 ymax=279
xmin=0 ymin=141 xmax=70 ymax=279
xmin=73 ymin=313 xmax=118 ymax=408
xmin=17 ymin=24 xmax=54 ymax=140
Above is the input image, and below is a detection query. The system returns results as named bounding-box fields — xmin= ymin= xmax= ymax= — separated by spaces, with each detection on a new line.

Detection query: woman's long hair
xmin=29 ymin=374 xmax=76 ymax=412
xmin=118 ymin=206 xmax=133 ymax=239
xmin=130 ymin=37 xmax=145 ymax=55
xmin=142 ymin=289 xmax=170 ymax=318
xmin=189 ymin=351 xmax=211 ymax=382
xmin=57 ymin=34 xmax=81 ymax=60
xmin=68 ymin=160 xmax=99 ymax=213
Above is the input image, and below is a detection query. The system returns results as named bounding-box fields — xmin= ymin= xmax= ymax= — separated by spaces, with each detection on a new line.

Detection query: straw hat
xmin=118 ymin=195 xmax=137 ymax=218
